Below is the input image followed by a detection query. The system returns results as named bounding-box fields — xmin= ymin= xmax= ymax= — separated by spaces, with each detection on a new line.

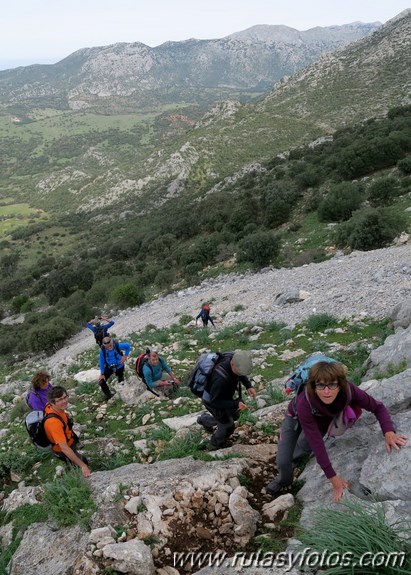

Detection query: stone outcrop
xmin=364 ymin=298 xmax=411 ymax=377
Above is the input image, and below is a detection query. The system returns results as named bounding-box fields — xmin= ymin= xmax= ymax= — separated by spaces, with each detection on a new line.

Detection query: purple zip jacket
xmin=27 ymin=383 xmax=53 ymax=411
xmin=290 ymin=382 xmax=395 ymax=479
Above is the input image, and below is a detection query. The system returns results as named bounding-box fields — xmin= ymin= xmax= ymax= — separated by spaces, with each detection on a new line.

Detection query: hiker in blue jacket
xmin=98 ymin=336 xmax=131 ymax=400
xmin=87 ymin=316 xmax=115 ymax=347
xmin=142 ymin=350 xmax=180 ymax=390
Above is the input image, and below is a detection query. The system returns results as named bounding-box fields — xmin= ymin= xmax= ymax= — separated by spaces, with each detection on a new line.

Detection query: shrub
xmin=334 ymin=208 xmax=408 ymax=251
xmin=155 ymin=269 xmax=175 ymax=289
xmin=265 ymin=198 xmax=292 ymax=228
xmin=367 ymin=177 xmax=399 ymax=207
xmin=110 ymin=284 xmax=144 ymax=307
xmin=28 ymin=316 xmax=76 ymax=352
xmin=10 ymin=295 xmax=30 ymax=314
xmin=237 ymin=231 xmax=281 ymax=268
xmin=318 ymin=182 xmax=364 ymax=222
xmin=306 ymin=313 xmax=339 ymax=332
xmin=397 ymin=157 xmax=411 ymax=175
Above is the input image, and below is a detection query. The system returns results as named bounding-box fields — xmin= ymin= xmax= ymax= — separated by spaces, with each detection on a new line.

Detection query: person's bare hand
xmin=385 ymin=431 xmax=407 ymax=452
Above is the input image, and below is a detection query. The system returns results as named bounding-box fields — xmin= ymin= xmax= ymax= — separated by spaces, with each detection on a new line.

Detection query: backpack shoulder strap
xmin=27 ymin=389 xmax=41 ymax=403
xmin=43 ymin=412 xmax=71 ymax=445
xmin=114 ymin=340 xmax=123 ymax=357
xmin=213 ymin=364 xmax=229 ymax=381
xmin=140 ymin=357 xmax=159 ymax=397
xmin=303 ymin=386 xmax=320 ymax=416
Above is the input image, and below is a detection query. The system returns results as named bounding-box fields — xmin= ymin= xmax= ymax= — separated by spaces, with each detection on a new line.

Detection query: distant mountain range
xmin=0 ymin=21 xmax=381 ymax=113
xmin=0 ymin=11 xmax=409 ymax=219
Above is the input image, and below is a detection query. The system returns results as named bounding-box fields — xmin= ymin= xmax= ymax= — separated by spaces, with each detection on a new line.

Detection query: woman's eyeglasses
xmin=315 ymin=382 xmax=339 ymax=391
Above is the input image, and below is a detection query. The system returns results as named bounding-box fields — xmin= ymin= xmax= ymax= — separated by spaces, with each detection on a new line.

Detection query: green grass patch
xmin=157 ymin=430 xmax=205 ymax=460
xmin=43 ymin=468 xmax=96 ymax=528
xmin=299 ymin=499 xmax=411 ymax=574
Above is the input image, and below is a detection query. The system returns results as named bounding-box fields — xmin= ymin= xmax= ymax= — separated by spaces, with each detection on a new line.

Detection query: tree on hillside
xmin=237 ymin=231 xmax=281 ymax=268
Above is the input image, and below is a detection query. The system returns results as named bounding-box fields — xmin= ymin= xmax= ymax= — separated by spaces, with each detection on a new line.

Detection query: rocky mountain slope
xmin=34 ymin=11 xmax=411 ymax=215
xmin=47 ymin=243 xmax=411 ymax=370
xmin=0 ymin=22 xmax=380 ymax=113
xmin=2 ymin=257 xmax=411 ymax=575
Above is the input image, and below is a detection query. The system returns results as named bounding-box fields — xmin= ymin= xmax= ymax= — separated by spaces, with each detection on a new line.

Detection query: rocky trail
xmin=48 ymin=244 xmax=411 ymax=369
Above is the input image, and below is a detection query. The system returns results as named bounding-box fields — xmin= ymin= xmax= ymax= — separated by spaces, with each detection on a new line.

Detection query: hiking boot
xmin=265 ymin=479 xmax=292 ymax=496
xmin=197 ymin=417 xmax=215 ymax=434
xmin=209 ymin=440 xmax=234 ymax=450
xmin=104 ymin=391 xmax=116 ymax=401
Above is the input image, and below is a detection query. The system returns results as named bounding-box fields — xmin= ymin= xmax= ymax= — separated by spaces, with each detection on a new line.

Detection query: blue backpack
xmin=284 ymin=354 xmax=337 ymax=394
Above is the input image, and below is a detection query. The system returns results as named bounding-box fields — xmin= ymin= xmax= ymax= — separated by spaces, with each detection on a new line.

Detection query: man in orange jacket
xmin=44 ymin=386 xmax=91 ymax=477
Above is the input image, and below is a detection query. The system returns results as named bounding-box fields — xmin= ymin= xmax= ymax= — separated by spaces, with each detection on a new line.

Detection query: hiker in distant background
xmin=86 ymin=315 xmax=115 ymax=347
xmin=98 ymin=336 xmax=131 ymax=401
xmin=26 ymin=370 xmax=53 ymax=411
xmin=142 ymin=350 xmax=180 ymax=393
xmin=197 ymin=350 xmax=256 ymax=449
xmin=196 ymin=303 xmax=215 ymax=328
xmin=266 ymin=361 xmax=408 ymax=502
xmin=44 ymin=386 xmax=90 ymax=477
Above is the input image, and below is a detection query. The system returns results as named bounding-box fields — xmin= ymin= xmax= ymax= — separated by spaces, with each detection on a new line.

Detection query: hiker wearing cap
xmin=44 ymin=386 xmax=90 ymax=477
xmin=197 ymin=350 xmax=256 ymax=448
xmin=26 ymin=370 xmax=53 ymax=411
xmin=98 ymin=337 xmax=131 ymax=401
xmin=86 ymin=315 xmax=115 ymax=347
xmin=196 ymin=304 xmax=215 ymax=328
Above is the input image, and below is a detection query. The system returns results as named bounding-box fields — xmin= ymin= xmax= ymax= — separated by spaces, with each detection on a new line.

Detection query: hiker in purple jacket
xmin=26 ymin=371 xmax=53 ymax=411
xmin=266 ymin=361 xmax=407 ymax=502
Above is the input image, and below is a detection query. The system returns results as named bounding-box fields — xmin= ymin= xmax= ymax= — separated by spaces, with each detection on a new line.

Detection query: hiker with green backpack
xmin=266 ymin=359 xmax=407 ymax=502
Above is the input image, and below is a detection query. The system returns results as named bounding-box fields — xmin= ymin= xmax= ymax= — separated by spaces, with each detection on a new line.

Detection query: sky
xmin=1 ymin=0 xmax=410 ymax=70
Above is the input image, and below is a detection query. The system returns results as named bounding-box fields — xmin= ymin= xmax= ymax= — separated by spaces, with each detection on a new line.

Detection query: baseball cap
xmin=232 ymin=350 xmax=252 ymax=376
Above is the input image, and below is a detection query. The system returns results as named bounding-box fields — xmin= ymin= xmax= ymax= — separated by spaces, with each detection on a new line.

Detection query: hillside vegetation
xmin=0 ymin=104 xmax=410 ymax=361
xmin=0 ymin=12 xmax=409 ymax=363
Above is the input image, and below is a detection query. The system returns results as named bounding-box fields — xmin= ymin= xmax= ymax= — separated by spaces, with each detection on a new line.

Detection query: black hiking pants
xmin=200 ymin=401 xmax=239 ymax=447
xmin=99 ymin=365 xmax=125 ymax=398
xmin=53 ymin=438 xmax=89 ymax=466
xmin=275 ymin=415 xmax=312 ymax=486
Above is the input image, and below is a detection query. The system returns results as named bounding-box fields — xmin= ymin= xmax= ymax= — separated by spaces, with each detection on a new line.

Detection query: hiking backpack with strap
xmin=94 ymin=324 xmax=106 ymax=346
xmin=284 ymin=353 xmax=337 ymax=395
xmin=135 ymin=349 xmax=160 ymax=396
xmin=188 ymin=352 xmax=229 ymax=398
xmin=101 ymin=340 xmax=123 ymax=367
xmin=25 ymin=410 xmax=73 ymax=451
xmin=285 ymin=354 xmax=362 ymax=436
